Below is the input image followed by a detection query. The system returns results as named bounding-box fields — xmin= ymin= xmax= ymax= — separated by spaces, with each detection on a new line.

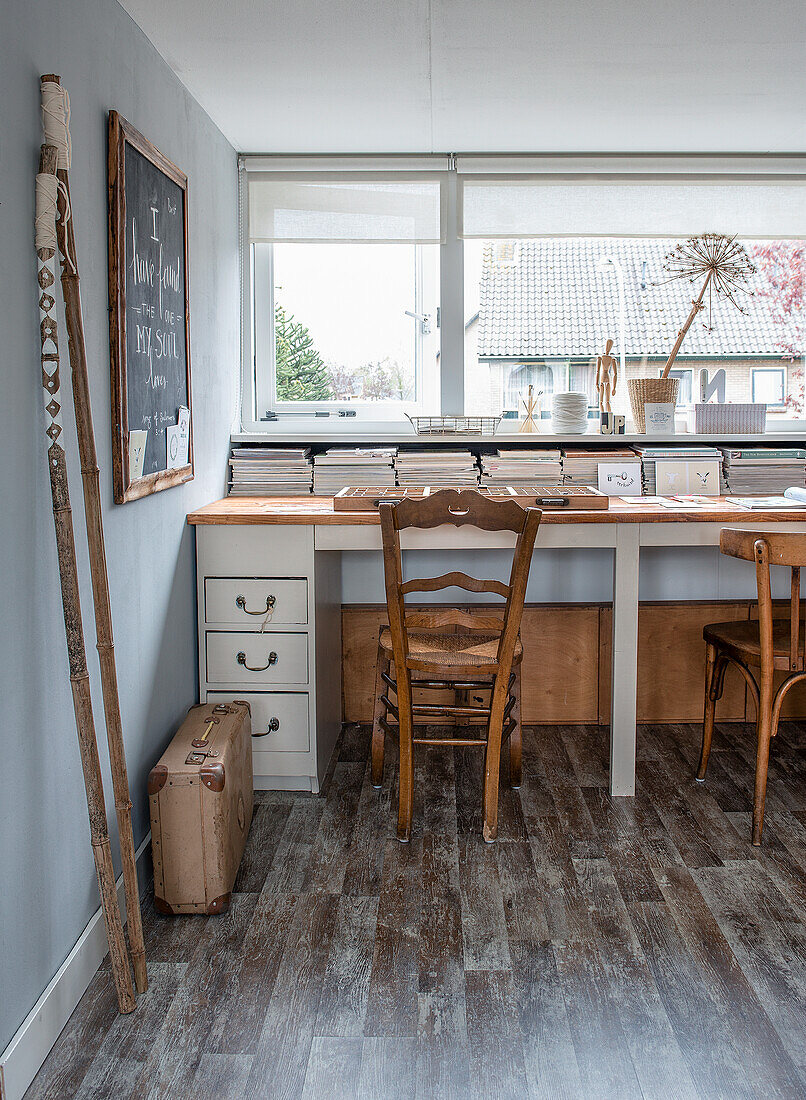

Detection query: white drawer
xmin=204 ymin=577 xmax=308 ymax=626
xmin=205 ymin=632 xmax=309 ymax=686
xmin=207 ymin=691 xmax=310 ymax=753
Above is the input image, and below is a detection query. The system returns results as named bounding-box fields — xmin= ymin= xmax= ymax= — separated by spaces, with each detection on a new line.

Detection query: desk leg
xmin=610 ymin=524 xmax=639 ymax=796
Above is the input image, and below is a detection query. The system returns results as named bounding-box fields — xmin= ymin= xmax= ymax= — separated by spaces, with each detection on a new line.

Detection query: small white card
xmin=597 ymin=462 xmax=642 ymax=495
xmin=166 ymin=425 xmax=181 ymax=469
xmin=129 ymin=429 xmax=147 ymax=481
xmin=644 ymin=402 xmax=676 ymax=434
xmin=167 ymin=406 xmax=190 ymax=469
xmin=655 ymin=459 xmax=721 ymax=495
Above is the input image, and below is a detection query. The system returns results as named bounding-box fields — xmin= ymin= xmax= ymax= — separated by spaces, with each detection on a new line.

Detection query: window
xmin=241 ymin=156 xmax=806 ymax=428
xmin=668 ymin=369 xmax=693 ymax=407
xmin=752 ymin=367 xmax=786 ymax=406
xmin=244 ymin=166 xmax=444 ymax=421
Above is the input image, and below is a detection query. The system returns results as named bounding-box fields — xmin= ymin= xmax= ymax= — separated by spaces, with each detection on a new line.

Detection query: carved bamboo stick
xmin=36 ymin=144 xmax=136 ymax=1015
xmin=40 ymin=75 xmax=147 ymax=995
xmin=661 ymin=269 xmax=713 ymax=379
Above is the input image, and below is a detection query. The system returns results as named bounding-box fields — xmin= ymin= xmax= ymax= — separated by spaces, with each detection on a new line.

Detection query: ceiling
xmin=118 ymin=0 xmax=806 ymax=154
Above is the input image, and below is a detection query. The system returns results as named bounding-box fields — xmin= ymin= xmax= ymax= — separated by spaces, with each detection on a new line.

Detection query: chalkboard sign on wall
xmin=108 ymin=111 xmax=193 ymax=503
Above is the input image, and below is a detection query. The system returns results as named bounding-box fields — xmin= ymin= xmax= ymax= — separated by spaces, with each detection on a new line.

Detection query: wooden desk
xmin=188 ymin=497 xmax=806 ymax=796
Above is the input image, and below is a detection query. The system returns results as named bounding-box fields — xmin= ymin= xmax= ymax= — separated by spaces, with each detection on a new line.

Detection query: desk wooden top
xmin=187 ymin=496 xmax=806 ymax=526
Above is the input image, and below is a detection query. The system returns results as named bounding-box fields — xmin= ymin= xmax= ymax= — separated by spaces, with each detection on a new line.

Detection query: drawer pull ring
xmin=254 ymin=717 xmax=280 ymax=738
xmin=237 ymin=651 xmax=278 ymax=672
xmin=236 ymin=594 xmax=276 ymax=615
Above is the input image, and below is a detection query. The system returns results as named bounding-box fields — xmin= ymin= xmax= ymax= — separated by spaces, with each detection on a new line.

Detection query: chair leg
xmin=397 ymin=670 xmax=415 ymax=843
xmin=371 ymin=645 xmax=388 ymax=788
xmin=697 ymin=643 xmax=718 ymax=782
xmin=752 ymin=672 xmax=774 ymax=846
xmin=509 ymin=664 xmax=522 ymax=789
xmin=482 ymin=675 xmax=508 ymax=843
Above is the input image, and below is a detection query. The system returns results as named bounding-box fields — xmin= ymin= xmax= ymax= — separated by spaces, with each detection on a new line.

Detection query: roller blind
xmin=458 ymin=162 xmax=806 ymax=239
xmin=248 ymin=176 xmax=443 ymax=244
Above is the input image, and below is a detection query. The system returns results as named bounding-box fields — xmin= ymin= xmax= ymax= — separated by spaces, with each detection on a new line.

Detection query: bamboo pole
xmin=661 ymin=269 xmax=713 ymax=379
xmin=36 ymin=144 xmax=136 ymax=1015
xmin=40 ymin=75 xmax=147 ymax=994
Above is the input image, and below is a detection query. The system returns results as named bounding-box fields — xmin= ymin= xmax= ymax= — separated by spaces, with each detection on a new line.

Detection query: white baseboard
xmin=0 ymin=834 xmax=151 ymax=1100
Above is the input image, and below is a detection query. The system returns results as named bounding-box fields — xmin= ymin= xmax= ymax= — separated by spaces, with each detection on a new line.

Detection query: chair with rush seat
xmin=698 ymin=529 xmax=806 ymax=845
xmin=371 ymin=489 xmax=541 ymax=843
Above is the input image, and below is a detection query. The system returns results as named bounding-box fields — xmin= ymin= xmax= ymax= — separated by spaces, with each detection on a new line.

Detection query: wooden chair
xmin=372 ymin=489 xmax=541 ymax=843
xmin=697 ymin=529 xmax=806 ymax=845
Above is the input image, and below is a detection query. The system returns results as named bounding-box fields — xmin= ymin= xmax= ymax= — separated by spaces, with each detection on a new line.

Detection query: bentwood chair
xmin=697 ymin=529 xmax=806 ymax=845
xmin=371 ymin=489 xmax=541 ymax=843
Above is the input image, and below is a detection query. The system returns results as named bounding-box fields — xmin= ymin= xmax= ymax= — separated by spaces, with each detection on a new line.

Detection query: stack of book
xmin=562 ymin=448 xmax=639 ymax=487
xmin=720 ymin=447 xmax=806 ymax=495
xmin=228 ymin=447 xmax=312 ymax=496
xmin=395 ymin=450 xmax=480 ymax=488
xmin=479 ymin=449 xmax=563 ymax=488
xmin=634 ymin=446 xmax=725 ymax=495
xmin=312 ymin=448 xmax=397 ymax=496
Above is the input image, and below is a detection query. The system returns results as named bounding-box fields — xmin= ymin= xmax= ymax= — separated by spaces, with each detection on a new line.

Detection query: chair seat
xmin=379 ymin=628 xmax=523 ymax=673
xmin=703 ymin=618 xmax=805 ymax=669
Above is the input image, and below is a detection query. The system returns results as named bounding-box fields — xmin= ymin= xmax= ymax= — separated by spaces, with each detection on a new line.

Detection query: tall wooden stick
xmin=40 ymin=75 xmax=147 ymax=994
xmin=661 ymin=270 xmax=712 ymax=378
xmin=36 ymin=145 xmax=136 ymax=1015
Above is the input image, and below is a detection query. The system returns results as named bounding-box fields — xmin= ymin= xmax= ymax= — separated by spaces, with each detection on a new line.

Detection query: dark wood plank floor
xmin=26 ymin=720 xmax=806 ymax=1100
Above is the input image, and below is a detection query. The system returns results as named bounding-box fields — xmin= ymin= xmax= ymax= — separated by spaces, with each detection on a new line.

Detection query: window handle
xmin=405 ymin=310 xmax=431 ymax=336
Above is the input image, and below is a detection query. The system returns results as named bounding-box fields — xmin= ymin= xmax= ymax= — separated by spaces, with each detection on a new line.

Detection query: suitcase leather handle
xmin=235 ymin=594 xmax=276 ymax=615
xmin=237 ymin=650 xmax=277 ymax=672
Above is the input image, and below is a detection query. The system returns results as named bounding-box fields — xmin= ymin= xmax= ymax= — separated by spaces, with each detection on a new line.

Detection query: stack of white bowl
xmin=551 ymin=392 xmax=589 ymax=434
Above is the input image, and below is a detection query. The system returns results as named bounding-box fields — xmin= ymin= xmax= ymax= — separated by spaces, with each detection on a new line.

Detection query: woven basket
xmin=627 ymin=378 xmax=680 ymax=433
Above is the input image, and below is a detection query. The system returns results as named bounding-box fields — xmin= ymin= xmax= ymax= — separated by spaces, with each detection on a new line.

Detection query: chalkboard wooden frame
xmin=108 ymin=111 xmax=193 ymax=503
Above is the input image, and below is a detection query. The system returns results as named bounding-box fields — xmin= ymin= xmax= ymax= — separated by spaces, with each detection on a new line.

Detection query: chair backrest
xmin=378 ymin=489 xmax=541 ymax=676
xmin=720 ymin=528 xmax=806 ymax=671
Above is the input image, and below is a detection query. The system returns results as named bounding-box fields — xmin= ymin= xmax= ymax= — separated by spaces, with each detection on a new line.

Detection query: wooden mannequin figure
xmin=596 ymin=339 xmax=618 ymax=414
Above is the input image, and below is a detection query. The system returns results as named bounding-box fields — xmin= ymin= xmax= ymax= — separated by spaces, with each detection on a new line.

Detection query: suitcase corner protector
xmin=207 ymin=892 xmax=232 ymax=915
xmin=147 ymin=764 xmax=168 ymax=794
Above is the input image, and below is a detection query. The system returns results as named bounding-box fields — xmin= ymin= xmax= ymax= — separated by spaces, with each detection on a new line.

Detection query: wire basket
xmin=407 ymin=415 xmax=501 ymax=436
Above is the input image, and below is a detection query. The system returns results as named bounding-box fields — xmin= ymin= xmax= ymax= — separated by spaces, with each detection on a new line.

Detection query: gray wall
xmin=0 ymin=0 xmax=238 ymax=1050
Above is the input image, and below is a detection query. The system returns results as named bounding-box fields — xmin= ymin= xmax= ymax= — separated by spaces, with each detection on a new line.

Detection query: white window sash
xmin=239 ymin=154 xmax=806 ymax=431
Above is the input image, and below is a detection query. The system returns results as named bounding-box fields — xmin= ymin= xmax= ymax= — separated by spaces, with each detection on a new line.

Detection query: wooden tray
xmin=333 ymin=486 xmax=609 ymax=511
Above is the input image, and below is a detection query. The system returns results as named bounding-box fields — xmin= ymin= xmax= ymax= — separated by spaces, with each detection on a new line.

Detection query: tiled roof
xmin=476 ymin=238 xmax=799 ymax=360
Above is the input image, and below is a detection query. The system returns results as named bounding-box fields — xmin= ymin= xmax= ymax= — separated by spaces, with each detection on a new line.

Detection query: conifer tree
xmin=275 ymin=303 xmax=332 ymax=400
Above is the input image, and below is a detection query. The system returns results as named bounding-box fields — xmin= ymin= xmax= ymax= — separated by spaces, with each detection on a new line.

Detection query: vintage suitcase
xmin=148 ymin=700 xmax=253 ymax=915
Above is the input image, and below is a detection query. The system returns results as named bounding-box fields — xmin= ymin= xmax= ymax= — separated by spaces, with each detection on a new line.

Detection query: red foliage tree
xmin=751 ymin=242 xmax=804 ymax=415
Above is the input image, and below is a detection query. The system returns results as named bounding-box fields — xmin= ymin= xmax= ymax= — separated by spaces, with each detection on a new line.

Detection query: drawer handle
xmin=236 ymin=594 xmax=276 ymax=615
xmin=236 ymin=650 xmax=277 ymax=672
xmin=253 ymin=717 xmax=280 ymax=738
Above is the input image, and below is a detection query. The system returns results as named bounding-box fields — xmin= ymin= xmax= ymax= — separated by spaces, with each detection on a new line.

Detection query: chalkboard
xmin=108 ymin=111 xmax=193 ymax=503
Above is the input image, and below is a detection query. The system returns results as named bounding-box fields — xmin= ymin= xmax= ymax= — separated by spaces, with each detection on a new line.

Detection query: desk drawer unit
xmin=195 ymin=524 xmax=341 ymax=794
xmin=206 ymin=631 xmax=309 ymax=686
xmin=204 ymin=577 xmax=308 ymax=626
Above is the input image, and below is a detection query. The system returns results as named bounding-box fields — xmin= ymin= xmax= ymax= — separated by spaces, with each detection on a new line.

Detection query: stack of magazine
xmin=312 ymin=448 xmax=397 ymax=496
xmin=720 ymin=447 xmax=806 ymax=495
xmin=479 ymin=449 xmax=563 ymax=488
xmin=562 ymin=448 xmax=639 ymax=487
xmin=228 ymin=447 xmax=312 ymax=496
xmin=396 ymin=450 xmax=480 ymax=488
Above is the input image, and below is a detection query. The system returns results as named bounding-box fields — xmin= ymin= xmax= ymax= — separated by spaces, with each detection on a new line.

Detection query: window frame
xmin=239 ymin=154 xmax=806 ymax=432
xmin=253 ymin=240 xmax=438 ymax=418
xmin=752 ymin=366 xmax=787 ymax=407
